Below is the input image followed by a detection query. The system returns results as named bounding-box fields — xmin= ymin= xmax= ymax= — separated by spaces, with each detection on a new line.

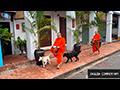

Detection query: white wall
xmin=66 ymin=11 xmax=75 ymax=51
xmin=89 ymin=11 xmax=98 ymax=44
xmin=14 ymin=20 xmax=26 ymax=40
xmin=13 ymin=19 xmax=26 ymax=54
xmin=24 ymin=11 xmax=37 ymax=60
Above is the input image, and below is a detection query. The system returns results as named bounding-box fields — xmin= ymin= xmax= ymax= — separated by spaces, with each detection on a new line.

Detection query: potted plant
xmin=67 ymin=11 xmax=92 ymax=51
xmin=13 ymin=36 xmax=26 ymax=55
xmin=24 ymin=11 xmax=57 ymax=65
xmin=0 ymin=25 xmax=14 ymax=60
xmin=90 ymin=11 xmax=111 ymax=47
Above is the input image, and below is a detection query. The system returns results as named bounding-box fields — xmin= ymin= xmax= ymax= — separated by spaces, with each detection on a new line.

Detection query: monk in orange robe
xmin=50 ymin=33 xmax=66 ymax=69
xmin=92 ymin=31 xmax=101 ymax=55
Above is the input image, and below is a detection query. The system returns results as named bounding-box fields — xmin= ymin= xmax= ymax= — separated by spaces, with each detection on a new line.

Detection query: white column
xmin=51 ymin=11 xmax=59 ymax=46
xmin=24 ymin=11 xmax=36 ymax=60
xmin=118 ymin=16 xmax=120 ymax=40
xmin=89 ymin=11 xmax=97 ymax=44
xmin=106 ymin=11 xmax=113 ymax=42
xmin=66 ymin=11 xmax=75 ymax=51
xmin=10 ymin=20 xmax=15 ymax=55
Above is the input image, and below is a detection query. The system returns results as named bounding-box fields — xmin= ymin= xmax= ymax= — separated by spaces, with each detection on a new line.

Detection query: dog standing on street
xmin=39 ymin=54 xmax=51 ymax=68
xmin=63 ymin=50 xmax=81 ymax=63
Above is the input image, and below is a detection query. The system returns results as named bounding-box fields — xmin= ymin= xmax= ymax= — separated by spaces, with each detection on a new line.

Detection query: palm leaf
xmin=26 ymin=17 xmax=36 ymax=29
xmin=40 ymin=32 xmax=48 ymax=41
xmin=37 ymin=25 xmax=51 ymax=33
xmin=37 ymin=25 xmax=57 ymax=33
xmin=66 ymin=15 xmax=75 ymax=21
xmin=43 ymin=18 xmax=56 ymax=26
xmin=50 ymin=25 xmax=57 ymax=33
xmin=23 ymin=27 xmax=36 ymax=36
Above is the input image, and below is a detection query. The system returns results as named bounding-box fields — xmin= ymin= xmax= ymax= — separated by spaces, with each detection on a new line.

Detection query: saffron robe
xmin=92 ymin=34 xmax=101 ymax=52
xmin=50 ymin=37 xmax=66 ymax=64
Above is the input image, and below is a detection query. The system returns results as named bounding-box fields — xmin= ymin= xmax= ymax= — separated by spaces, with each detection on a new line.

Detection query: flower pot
xmin=19 ymin=44 xmax=26 ymax=55
xmin=73 ymin=44 xmax=81 ymax=52
xmin=34 ymin=49 xmax=44 ymax=66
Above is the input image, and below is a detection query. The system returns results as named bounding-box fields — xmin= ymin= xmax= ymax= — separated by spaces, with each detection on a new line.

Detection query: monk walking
xmin=92 ymin=31 xmax=101 ymax=55
xmin=50 ymin=33 xmax=66 ymax=69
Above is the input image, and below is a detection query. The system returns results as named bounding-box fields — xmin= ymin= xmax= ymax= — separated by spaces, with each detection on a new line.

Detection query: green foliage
xmin=67 ymin=11 xmax=91 ymax=44
xmin=84 ymin=38 xmax=89 ymax=42
xmin=0 ymin=25 xmax=14 ymax=45
xmin=13 ymin=36 xmax=26 ymax=48
xmin=72 ymin=29 xmax=82 ymax=44
xmin=91 ymin=11 xmax=111 ymax=39
xmin=24 ymin=11 xmax=57 ymax=51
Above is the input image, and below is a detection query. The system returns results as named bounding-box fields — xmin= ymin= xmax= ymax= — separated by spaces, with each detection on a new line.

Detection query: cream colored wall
xmin=13 ymin=19 xmax=26 ymax=54
xmin=14 ymin=20 xmax=26 ymax=40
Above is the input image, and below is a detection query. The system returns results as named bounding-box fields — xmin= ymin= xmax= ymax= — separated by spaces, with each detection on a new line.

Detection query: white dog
xmin=39 ymin=54 xmax=51 ymax=68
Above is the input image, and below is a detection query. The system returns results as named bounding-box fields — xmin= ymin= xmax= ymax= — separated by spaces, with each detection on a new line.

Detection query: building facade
xmin=0 ymin=11 xmax=120 ymax=67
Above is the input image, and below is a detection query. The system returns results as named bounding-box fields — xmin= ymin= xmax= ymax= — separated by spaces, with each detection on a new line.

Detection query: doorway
xmin=40 ymin=15 xmax=52 ymax=47
xmin=81 ymin=25 xmax=89 ymax=44
xmin=59 ymin=17 xmax=67 ymax=44
xmin=0 ymin=22 xmax=12 ymax=56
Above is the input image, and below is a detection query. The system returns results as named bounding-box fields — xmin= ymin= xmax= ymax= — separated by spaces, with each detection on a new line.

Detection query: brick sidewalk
xmin=0 ymin=41 xmax=120 ymax=79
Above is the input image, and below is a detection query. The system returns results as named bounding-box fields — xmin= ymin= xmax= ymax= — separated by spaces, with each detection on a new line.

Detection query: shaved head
xmin=57 ymin=32 xmax=61 ymax=35
xmin=57 ymin=32 xmax=62 ymax=38
xmin=95 ymin=31 xmax=98 ymax=35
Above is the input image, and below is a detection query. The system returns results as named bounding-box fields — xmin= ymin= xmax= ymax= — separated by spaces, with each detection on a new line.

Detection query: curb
xmin=53 ymin=49 xmax=120 ymax=79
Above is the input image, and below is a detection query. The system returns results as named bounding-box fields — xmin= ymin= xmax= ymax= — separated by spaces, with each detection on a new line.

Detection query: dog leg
xmin=71 ymin=58 xmax=73 ymax=62
xmin=48 ymin=58 xmax=51 ymax=64
xmin=65 ymin=58 xmax=69 ymax=63
xmin=42 ymin=62 xmax=45 ymax=68
xmin=75 ymin=56 xmax=79 ymax=62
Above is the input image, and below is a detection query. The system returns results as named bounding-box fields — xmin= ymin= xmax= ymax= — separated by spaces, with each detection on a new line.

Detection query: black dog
xmin=63 ymin=50 xmax=81 ymax=63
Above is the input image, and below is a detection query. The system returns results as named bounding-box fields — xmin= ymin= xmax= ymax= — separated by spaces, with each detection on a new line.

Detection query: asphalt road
xmin=66 ymin=51 xmax=120 ymax=79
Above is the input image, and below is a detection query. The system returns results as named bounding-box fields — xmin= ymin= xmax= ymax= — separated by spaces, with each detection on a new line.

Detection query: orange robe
xmin=50 ymin=37 xmax=66 ymax=64
xmin=92 ymin=34 xmax=101 ymax=52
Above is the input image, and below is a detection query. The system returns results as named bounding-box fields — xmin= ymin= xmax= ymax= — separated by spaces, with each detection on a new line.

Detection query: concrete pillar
xmin=66 ymin=11 xmax=76 ymax=51
xmin=24 ymin=11 xmax=37 ymax=60
xmin=106 ymin=11 xmax=113 ymax=42
xmin=51 ymin=11 xmax=58 ymax=46
xmin=118 ymin=16 xmax=120 ymax=40
xmin=89 ymin=11 xmax=97 ymax=44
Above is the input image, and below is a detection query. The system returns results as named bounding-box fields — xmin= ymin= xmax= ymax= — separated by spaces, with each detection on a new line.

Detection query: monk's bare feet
xmin=57 ymin=64 xmax=60 ymax=69
xmin=57 ymin=62 xmax=62 ymax=69
xmin=57 ymin=65 xmax=59 ymax=69
xmin=92 ymin=52 xmax=95 ymax=55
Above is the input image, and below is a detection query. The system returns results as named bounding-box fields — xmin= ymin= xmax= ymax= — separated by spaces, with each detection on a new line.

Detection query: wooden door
xmin=59 ymin=17 xmax=67 ymax=44
xmin=40 ymin=16 xmax=52 ymax=47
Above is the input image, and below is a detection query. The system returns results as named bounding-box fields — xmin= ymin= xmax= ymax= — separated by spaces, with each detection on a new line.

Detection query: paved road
xmin=66 ymin=51 xmax=120 ymax=79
